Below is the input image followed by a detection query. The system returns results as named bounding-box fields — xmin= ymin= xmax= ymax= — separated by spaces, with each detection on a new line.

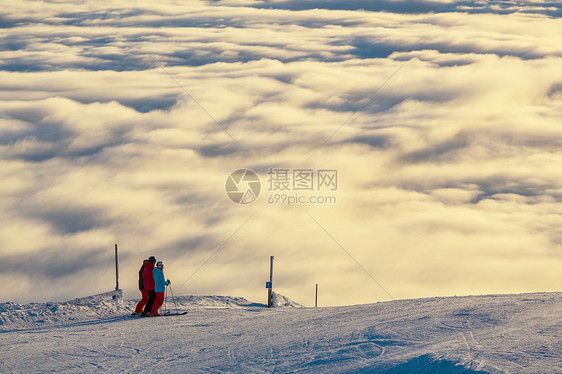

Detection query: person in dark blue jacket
xmin=132 ymin=259 xmax=148 ymax=315
xmin=151 ymin=261 xmax=170 ymax=316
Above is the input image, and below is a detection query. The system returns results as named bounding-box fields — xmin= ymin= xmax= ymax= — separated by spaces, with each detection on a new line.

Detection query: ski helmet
xmin=156 ymin=261 xmax=164 ymax=269
xmin=148 ymin=256 xmax=156 ymax=263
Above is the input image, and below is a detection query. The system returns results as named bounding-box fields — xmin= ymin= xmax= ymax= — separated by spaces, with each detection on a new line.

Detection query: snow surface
xmin=271 ymin=292 xmax=304 ymax=308
xmin=0 ymin=292 xmax=560 ymax=373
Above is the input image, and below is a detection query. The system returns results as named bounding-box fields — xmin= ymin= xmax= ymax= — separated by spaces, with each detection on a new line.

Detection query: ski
xmin=159 ymin=312 xmax=187 ymax=316
xmin=129 ymin=311 xmax=187 ymax=317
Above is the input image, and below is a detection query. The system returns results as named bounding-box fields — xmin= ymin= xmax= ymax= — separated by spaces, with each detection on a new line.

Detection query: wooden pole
xmin=114 ymin=244 xmax=119 ymax=290
xmin=267 ymin=256 xmax=274 ymax=308
xmin=315 ymin=284 xmax=318 ymax=308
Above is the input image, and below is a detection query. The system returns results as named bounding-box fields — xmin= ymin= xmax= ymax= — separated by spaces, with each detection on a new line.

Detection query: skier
xmin=142 ymin=256 xmax=157 ymax=316
xmin=132 ymin=259 xmax=148 ymax=315
xmin=151 ymin=260 xmax=171 ymax=317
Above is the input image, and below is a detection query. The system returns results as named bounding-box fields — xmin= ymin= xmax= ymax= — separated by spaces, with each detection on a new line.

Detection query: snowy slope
xmin=0 ymin=292 xmax=560 ymax=373
xmin=271 ymin=292 xmax=304 ymax=308
xmin=0 ymin=292 xmax=264 ymax=332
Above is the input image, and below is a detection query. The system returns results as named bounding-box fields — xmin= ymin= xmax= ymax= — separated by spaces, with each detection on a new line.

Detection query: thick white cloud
xmin=0 ymin=0 xmax=561 ymax=305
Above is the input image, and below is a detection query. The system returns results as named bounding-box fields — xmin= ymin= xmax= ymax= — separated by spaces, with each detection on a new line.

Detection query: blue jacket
xmin=153 ymin=267 xmax=169 ymax=293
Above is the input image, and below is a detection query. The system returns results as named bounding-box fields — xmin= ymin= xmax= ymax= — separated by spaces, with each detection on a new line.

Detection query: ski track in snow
xmin=0 ymin=292 xmax=560 ymax=373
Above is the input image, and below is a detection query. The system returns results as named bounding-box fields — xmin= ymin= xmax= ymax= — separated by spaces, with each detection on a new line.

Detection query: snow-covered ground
xmin=0 ymin=292 xmax=559 ymax=373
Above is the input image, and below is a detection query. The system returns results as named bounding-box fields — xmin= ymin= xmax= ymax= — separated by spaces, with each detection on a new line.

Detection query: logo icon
xmin=225 ymin=169 xmax=261 ymax=204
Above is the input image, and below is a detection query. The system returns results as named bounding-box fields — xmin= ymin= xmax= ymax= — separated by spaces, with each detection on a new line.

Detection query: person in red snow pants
xmin=134 ymin=259 xmax=149 ymax=314
xmin=143 ymin=256 xmax=157 ymax=315
xmin=151 ymin=261 xmax=170 ymax=316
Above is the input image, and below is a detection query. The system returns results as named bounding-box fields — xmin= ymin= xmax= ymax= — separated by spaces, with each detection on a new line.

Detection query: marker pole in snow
xmin=267 ymin=256 xmax=274 ymax=308
xmin=114 ymin=244 xmax=119 ymax=291
xmin=315 ymin=284 xmax=318 ymax=308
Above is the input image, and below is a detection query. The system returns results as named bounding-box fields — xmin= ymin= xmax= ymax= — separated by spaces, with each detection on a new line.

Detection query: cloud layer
xmin=1 ymin=0 xmax=561 ymax=305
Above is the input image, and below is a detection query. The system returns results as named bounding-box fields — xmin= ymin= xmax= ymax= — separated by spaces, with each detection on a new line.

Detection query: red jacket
xmin=143 ymin=261 xmax=155 ymax=290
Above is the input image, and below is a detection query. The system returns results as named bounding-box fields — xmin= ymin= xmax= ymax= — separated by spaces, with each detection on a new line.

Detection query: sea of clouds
xmin=1 ymin=0 xmax=561 ymax=305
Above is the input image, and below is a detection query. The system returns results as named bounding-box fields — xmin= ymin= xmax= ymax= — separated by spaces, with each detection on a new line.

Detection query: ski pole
xmin=164 ymin=285 xmax=168 ymax=314
xmin=169 ymin=283 xmax=179 ymax=312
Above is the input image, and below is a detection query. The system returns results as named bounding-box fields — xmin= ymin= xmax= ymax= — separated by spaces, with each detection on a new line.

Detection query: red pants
xmin=135 ymin=289 xmax=149 ymax=314
xmin=151 ymin=292 xmax=165 ymax=316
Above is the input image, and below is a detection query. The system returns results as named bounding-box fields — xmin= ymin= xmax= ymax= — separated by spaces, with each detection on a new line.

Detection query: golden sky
xmin=0 ymin=0 xmax=561 ymax=305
